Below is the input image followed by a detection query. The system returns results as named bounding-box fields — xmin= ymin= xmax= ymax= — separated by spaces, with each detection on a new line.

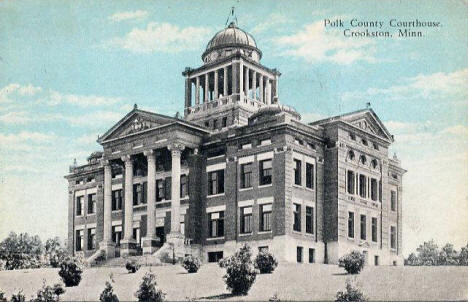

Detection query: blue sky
xmin=0 ymin=0 xmax=467 ymax=255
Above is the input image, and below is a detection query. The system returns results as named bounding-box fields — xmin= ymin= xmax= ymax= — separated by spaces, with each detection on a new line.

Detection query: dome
xmin=202 ymin=22 xmax=262 ymax=64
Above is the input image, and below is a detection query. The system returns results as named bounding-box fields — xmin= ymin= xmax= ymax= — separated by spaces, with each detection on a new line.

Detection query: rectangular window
xmin=259 ymin=159 xmax=272 ymax=185
xmin=372 ymin=217 xmax=378 ymax=242
xmin=360 ymin=214 xmax=367 ymax=240
xmin=112 ymin=226 xmax=122 ymax=246
xmin=213 ymin=119 xmax=218 ymax=129
xmin=240 ymin=163 xmax=252 ymax=189
xmin=347 ymin=171 xmax=355 ymax=194
xmin=294 ymin=159 xmax=302 ymax=185
xmin=348 ymin=212 xmax=354 ymax=238
xmin=308 ymin=248 xmax=315 ymax=263
xmin=297 ymin=246 xmax=303 ymax=263
xmin=306 ymin=206 xmax=314 ymax=234
xmin=241 ymin=143 xmax=252 ymax=149
xmin=359 ymin=174 xmax=367 ymax=198
xmin=240 ymin=207 xmax=252 ymax=234
xmin=88 ymin=194 xmax=96 ymax=214
xmin=76 ymin=196 xmax=83 ymax=216
xmin=390 ymin=226 xmax=396 ymax=249
xmin=208 ymin=170 xmax=224 ymax=195
xmin=260 ymin=139 xmax=271 ymax=146
xmin=75 ymin=230 xmax=83 ymax=251
xmin=87 ymin=228 xmax=95 ymax=250
xmin=112 ymin=190 xmax=123 ymax=211
xmin=260 ymin=204 xmax=272 ymax=231
xmin=209 ymin=211 xmax=224 ymax=237
xmin=180 ymin=174 xmax=188 ymax=198
xmin=208 ymin=251 xmax=223 ymax=263
xmin=371 ymin=179 xmax=378 ymax=201
xmin=222 ymin=117 xmax=227 ymax=128
xmin=391 ymin=190 xmax=397 ymax=211
xmin=164 ymin=177 xmax=171 ymax=200
xmin=293 ymin=204 xmax=301 ymax=232
xmin=156 ymin=179 xmax=164 ymax=201
xmin=133 ymin=227 xmax=141 ymax=245
xmin=306 ymin=163 xmax=314 ymax=189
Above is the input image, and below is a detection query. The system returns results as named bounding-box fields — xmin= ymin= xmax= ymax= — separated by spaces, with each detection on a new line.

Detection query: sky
xmin=0 ymin=0 xmax=467 ymax=256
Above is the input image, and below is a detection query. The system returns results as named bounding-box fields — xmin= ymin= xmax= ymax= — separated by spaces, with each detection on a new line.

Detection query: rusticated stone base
xmin=120 ymin=239 xmax=138 ymax=257
xmin=142 ymin=237 xmax=160 ymax=255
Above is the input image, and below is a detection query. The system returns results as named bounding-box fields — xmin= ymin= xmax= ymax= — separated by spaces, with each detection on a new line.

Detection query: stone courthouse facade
xmin=65 ymin=22 xmax=405 ymax=265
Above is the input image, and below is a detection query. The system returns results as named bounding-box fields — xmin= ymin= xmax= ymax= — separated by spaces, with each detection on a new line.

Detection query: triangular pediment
xmin=342 ymin=110 xmax=393 ymax=141
xmin=98 ymin=108 xmax=175 ymax=143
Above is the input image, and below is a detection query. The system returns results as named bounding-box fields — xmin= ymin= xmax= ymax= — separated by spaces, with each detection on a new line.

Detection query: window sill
xmin=207 ymin=193 xmax=225 ymax=198
xmin=304 ymin=187 xmax=315 ymax=192
xmin=206 ymin=237 xmax=225 ymax=241
xmin=258 ymin=230 xmax=272 ymax=234
xmin=181 ymin=196 xmax=189 ymax=200
xmin=239 ymin=233 xmax=252 ymax=237
xmin=305 ymin=232 xmax=315 ymax=236
xmin=239 ymin=187 xmax=253 ymax=192
xmin=258 ymin=184 xmax=273 ymax=188
xmin=112 ymin=210 xmax=122 ymax=213
xmin=292 ymin=230 xmax=302 ymax=234
xmin=87 ymin=213 xmax=96 ymax=216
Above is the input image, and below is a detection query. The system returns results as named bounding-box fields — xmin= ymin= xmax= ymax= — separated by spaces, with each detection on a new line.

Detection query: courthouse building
xmin=65 ymin=21 xmax=405 ymax=265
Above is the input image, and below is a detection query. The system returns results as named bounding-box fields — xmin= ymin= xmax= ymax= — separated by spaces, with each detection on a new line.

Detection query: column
xmin=168 ymin=143 xmax=185 ymax=236
xmin=142 ymin=150 xmax=158 ymax=254
xmin=252 ymin=71 xmax=257 ymax=100
xmin=120 ymin=155 xmax=136 ymax=256
xmin=100 ymin=160 xmax=115 ymax=258
xmin=244 ymin=67 xmax=249 ymax=97
xmin=259 ymin=74 xmax=264 ymax=103
xmin=272 ymin=74 xmax=279 ymax=103
xmin=231 ymin=63 xmax=238 ymax=95
xmin=204 ymin=73 xmax=209 ymax=102
xmin=184 ymin=77 xmax=192 ymax=108
xmin=266 ymin=79 xmax=272 ymax=105
xmin=239 ymin=62 xmax=244 ymax=96
xmin=214 ymin=70 xmax=218 ymax=99
xmin=195 ymin=77 xmax=200 ymax=105
xmin=223 ymin=67 xmax=228 ymax=96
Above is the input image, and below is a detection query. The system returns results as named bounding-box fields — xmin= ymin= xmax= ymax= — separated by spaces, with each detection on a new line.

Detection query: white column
xmin=223 ymin=67 xmax=228 ymax=96
xmin=103 ymin=161 xmax=112 ymax=243
xmin=266 ymin=79 xmax=272 ymax=105
xmin=259 ymin=74 xmax=264 ymax=103
xmin=168 ymin=143 xmax=185 ymax=234
xmin=252 ymin=71 xmax=257 ymax=100
xmin=204 ymin=73 xmax=209 ymax=102
xmin=122 ymin=155 xmax=134 ymax=241
xmin=214 ymin=70 xmax=218 ymax=99
xmin=244 ymin=67 xmax=249 ymax=97
xmin=195 ymin=77 xmax=200 ymax=105
xmin=239 ymin=62 xmax=244 ymax=96
xmin=144 ymin=150 xmax=156 ymax=239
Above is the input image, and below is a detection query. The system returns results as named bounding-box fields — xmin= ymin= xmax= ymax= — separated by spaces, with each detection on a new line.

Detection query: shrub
xmin=99 ymin=281 xmax=119 ymax=302
xmin=254 ymin=251 xmax=278 ymax=274
xmin=338 ymin=251 xmax=365 ymax=274
xmin=182 ymin=255 xmax=201 ymax=273
xmin=44 ymin=238 xmax=68 ymax=268
xmin=335 ymin=279 xmax=367 ymax=302
xmin=11 ymin=290 xmax=26 ymax=302
xmin=135 ymin=272 xmax=165 ymax=302
xmin=0 ymin=232 xmax=43 ymax=270
xmin=0 ymin=290 xmax=7 ymax=302
xmin=218 ymin=244 xmax=257 ymax=295
xmin=125 ymin=260 xmax=140 ymax=274
xmin=58 ymin=259 xmax=82 ymax=287
xmin=269 ymin=293 xmax=281 ymax=302
xmin=31 ymin=282 xmax=65 ymax=302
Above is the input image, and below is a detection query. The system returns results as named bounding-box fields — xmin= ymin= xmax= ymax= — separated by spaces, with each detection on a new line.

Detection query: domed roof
xmin=206 ymin=22 xmax=257 ymax=51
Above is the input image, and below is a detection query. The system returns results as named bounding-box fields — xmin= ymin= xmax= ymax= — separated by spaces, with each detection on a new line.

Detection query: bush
xmin=100 ymin=281 xmax=119 ymax=302
xmin=11 ymin=290 xmax=26 ymax=302
xmin=254 ymin=251 xmax=278 ymax=274
xmin=335 ymin=279 xmax=367 ymax=302
xmin=0 ymin=290 xmax=7 ymax=302
xmin=0 ymin=232 xmax=43 ymax=270
xmin=125 ymin=260 xmax=140 ymax=274
xmin=338 ymin=251 xmax=365 ymax=274
xmin=218 ymin=244 xmax=257 ymax=295
xmin=44 ymin=238 xmax=68 ymax=268
xmin=31 ymin=282 xmax=65 ymax=302
xmin=58 ymin=259 xmax=83 ymax=287
xmin=182 ymin=255 xmax=201 ymax=273
xmin=135 ymin=272 xmax=165 ymax=302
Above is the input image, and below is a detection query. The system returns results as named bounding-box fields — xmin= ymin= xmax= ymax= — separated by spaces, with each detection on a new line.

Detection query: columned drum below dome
xmin=202 ymin=22 xmax=262 ymax=64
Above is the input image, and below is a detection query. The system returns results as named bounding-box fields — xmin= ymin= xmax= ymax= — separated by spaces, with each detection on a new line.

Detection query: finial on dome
xmin=134 ymin=103 xmax=138 ymax=109
xmin=225 ymin=6 xmax=238 ymax=27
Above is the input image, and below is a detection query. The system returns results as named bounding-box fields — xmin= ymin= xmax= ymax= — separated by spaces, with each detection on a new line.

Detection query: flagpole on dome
xmin=225 ymin=6 xmax=238 ymax=27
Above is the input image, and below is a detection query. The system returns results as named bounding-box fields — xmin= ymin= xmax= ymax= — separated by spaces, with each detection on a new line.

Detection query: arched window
xmin=360 ymin=155 xmax=367 ymax=165
xmin=348 ymin=150 xmax=355 ymax=161
xmin=371 ymin=159 xmax=378 ymax=169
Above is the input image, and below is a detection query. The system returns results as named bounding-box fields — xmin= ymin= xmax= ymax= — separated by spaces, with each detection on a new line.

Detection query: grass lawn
xmin=1 ymin=263 xmax=467 ymax=301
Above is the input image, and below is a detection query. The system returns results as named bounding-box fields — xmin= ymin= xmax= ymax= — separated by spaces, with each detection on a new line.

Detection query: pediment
xmin=98 ymin=109 xmax=175 ymax=143
xmin=342 ymin=110 xmax=393 ymax=142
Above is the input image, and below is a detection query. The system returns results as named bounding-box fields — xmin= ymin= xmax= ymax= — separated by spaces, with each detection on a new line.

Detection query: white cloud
xmin=251 ymin=13 xmax=291 ymax=34
xmin=0 ymin=111 xmax=32 ymax=124
xmin=108 ymin=10 xmax=149 ymax=22
xmin=342 ymin=68 xmax=468 ymax=102
xmin=0 ymin=131 xmax=57 ymax=152
xmin=441 ymin=125 xmax=468 ymax=136
xmin=66 ymin=110 xmax=122 ymax=127
xmin=0 ymin=83 xmax=42 ymax=103
xmin=46 ymin=90 xmax=124 ymax=107
xmin=106 ymin=22 xmax=212 ymax=53
xmin=76 ymin=133 xmax=100 ymax=144
xmin=273 ymin=18 xmax=376 ymax=64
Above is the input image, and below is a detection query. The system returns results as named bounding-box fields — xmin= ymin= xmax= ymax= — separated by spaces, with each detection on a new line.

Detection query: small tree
xmin=182 ymin=255 xmax=201 ymax=273
xmin=406 ymin=253 xmax=420 ymax=266
xmin=438 ymin=243 xmax=458 ymax=265
xmin=58 ymin=259 xmax=82 ymax=287
xmin=0 ymin=290 xmax=7 ymax=302
xmin=338 ymin=251 xmax=365 ymax=274
xmin=416 ymin=240 xmax=439 ymax=265
xmin=125 ymin=260 xmax=140 ymax=274
xmin=31 ymin=282 xmax=65 ymax=302
xmin=10 ymin=289 xmax=26 ymax=302
xmin=135 ymin=272 xmax=165 ymax=302
xmin=458 ymin=244 xmax=468 ymax=266
xmin=254 ymin=251 xmax=278 ymax=274
xmin=218 ymin=244 xmax=257 ymax=295
xmin=99 ymin=279 xmax=119 ymax=302
xmin=335 ymin=279 xmax=368 ymax=302
xmin=44 ymin=238 xmax=68 ymax=268
xmin=0 ymin=232 xmax=43 ymax=270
